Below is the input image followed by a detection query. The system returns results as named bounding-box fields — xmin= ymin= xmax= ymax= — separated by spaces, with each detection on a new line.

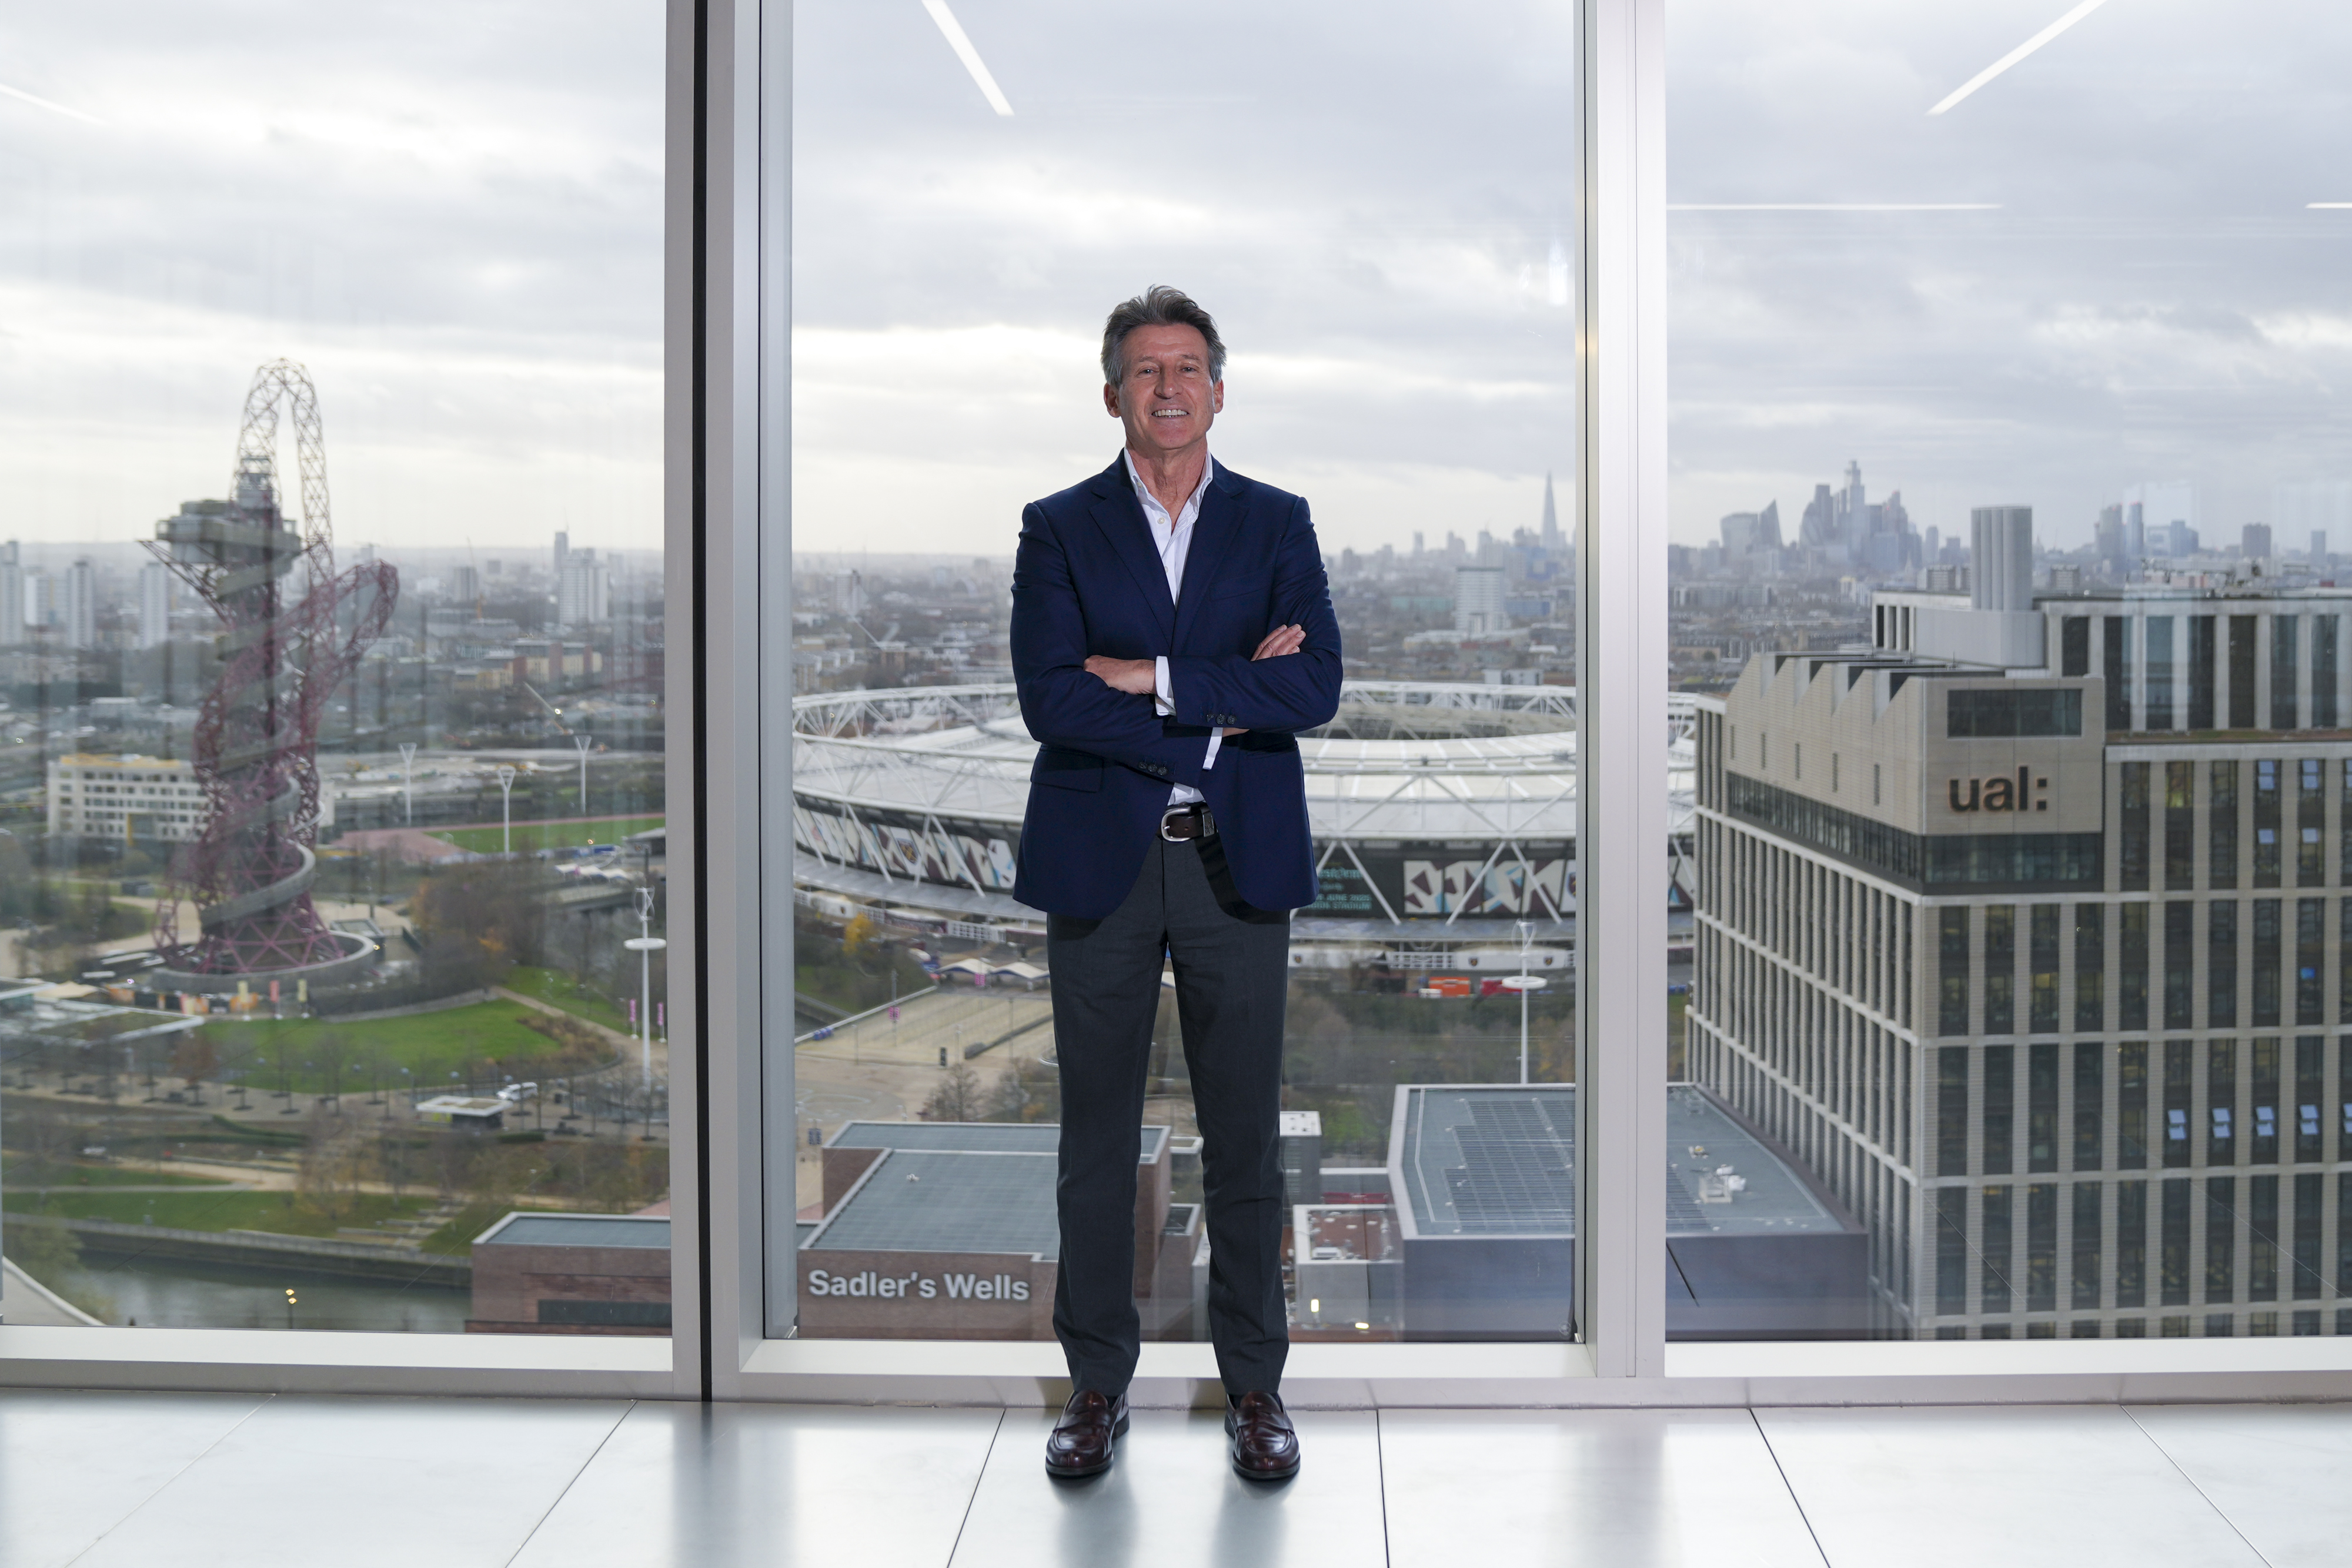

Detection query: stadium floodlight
xmin=495 ymin=765 xmax=518 ymax=855
xmin=1504 ymin=919 xmax=1548 ymax=1084
xmin=624 ymin=885 xmax=667 ymax=1089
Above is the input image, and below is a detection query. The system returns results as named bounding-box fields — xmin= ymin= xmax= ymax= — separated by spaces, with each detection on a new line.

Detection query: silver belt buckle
xmin=1161 ymin=806 xmax=1213 ymax=842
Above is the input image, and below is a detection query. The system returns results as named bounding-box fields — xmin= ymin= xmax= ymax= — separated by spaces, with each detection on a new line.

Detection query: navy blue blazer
xmin=1010 ymin=454 xmax=1343 ymax=919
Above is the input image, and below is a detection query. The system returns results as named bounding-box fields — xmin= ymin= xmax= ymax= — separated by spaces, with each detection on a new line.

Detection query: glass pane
xmin=1677 ymin=1 xmax=2352 ymax=1339
xmin=1 ymin=3 xmax=669 ymax=1335
xmin=787 ymin=1 xmax=1579 ymax=1344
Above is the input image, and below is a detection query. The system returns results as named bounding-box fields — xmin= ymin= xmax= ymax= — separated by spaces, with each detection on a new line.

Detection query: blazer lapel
xmin=1087 ymin=454 xmax=1176 ymax=641
xmin=1171 ymin=462 xmax=1248 ymax=649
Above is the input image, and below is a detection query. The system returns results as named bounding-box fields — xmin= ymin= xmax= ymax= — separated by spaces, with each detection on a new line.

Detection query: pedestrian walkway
xmin=799 ymin=988 xmax=1053 ymax=1068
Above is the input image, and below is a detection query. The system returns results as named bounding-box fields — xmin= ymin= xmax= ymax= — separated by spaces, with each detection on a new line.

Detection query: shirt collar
xmin=1122 ymin=448 xmax=1216 ymax=527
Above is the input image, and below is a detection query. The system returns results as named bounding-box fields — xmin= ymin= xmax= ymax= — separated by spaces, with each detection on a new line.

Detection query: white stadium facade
xmin=791 ymin=683 xmax=1699 ymax=966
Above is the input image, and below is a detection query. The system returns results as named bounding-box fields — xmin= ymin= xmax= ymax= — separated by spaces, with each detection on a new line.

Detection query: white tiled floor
xmin=2 ymin=1390 xmax=2344 ymax=1566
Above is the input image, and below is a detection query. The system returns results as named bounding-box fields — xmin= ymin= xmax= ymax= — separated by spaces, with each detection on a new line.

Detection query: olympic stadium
xmin=791 ymin=683 xmax=1698 ymax=965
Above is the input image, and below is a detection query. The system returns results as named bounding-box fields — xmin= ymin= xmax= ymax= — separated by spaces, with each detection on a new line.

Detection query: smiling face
xmin=1103 ymin=323 xmax=1223 ymax=460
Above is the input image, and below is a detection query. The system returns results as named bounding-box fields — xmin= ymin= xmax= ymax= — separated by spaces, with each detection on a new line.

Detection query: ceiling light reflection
xmin=1929 ymin=0 xmax=2114 ymax=116
xmin=920 ymin=0 xmax=1014 ymax=118
xmin=0 ymin=82 xmax=105 ymax=126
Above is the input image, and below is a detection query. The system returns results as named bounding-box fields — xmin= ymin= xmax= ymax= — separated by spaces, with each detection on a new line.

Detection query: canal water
xmin=62 ymin=1252 xmax=472 ymax=1333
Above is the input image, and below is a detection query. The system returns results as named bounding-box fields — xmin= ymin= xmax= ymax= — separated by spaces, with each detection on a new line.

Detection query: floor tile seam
xmin=1745 ymin=1406 xmax=1834 ymax=1568
xmin=1373 ymin=1406 xmax=1392 ymax=1568
xmin=2117 ymin=1403 xmax=2278 ymax=1568
xmin=61 ymin=1390 xmax=278 ymax=1568
xmin=499 ymin=1398 xmax=642 ymax=1568
xmin=944 ymin=1406 xmax=1007 ymax=1568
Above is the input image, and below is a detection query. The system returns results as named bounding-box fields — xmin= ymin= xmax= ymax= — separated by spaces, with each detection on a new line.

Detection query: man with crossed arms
xmin=1010 ymin=286 xmax=1342 ymax=1480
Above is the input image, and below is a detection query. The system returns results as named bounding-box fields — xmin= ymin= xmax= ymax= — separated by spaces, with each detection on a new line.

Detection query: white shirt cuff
xmin=1153 ymin=656 xmax=1174 ymax=717
xmin=1203 ymin=730 xmax=1223 ymax=771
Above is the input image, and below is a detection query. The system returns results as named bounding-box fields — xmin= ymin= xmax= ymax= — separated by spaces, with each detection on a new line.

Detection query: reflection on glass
xmin=1 ymin=2 xmax=667 ymax=1333
xmin=1678 ymin=1 xmax=2352 ymax=1338
xmin=784 ymin=1 xmax=1579 ymax=1342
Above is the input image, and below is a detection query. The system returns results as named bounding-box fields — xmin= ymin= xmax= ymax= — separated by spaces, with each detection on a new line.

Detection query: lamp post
xmin=495 ymin=764 xmax=517 ymax=855
xmin=624 ymin=887 xmax=667 ymax=1090
xmin=1502 ymin=918 xmax=1548 ymax=1085
xmin=573 ymin=733 xmax=592 ymax=813
xmin=399 ymin=741 xmax=417 ymax=824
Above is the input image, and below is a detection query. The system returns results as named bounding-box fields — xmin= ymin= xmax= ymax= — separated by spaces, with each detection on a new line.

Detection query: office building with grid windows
xmin=45 ymin=754 xmax=208 ymax=844
xmin=1690 ymin=527 xmax=2352 ymax=1340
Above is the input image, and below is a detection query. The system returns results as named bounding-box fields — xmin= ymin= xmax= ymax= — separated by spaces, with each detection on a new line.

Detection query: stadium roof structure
xmin=1388 ymin=1084 xmax=1846 ymax=1242
xmin=796 ymin=682 xmax=1695 ymax=843
xmin=791 ymin=683 xmax=1699 ymax=935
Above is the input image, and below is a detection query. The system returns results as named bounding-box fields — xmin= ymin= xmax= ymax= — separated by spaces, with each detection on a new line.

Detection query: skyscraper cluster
xmin=1797 ymin=462 xmax=1918 ymax=575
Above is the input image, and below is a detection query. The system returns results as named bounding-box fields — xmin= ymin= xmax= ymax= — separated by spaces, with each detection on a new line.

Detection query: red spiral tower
xmin=146 ymin=360 xmax=399 ymax=983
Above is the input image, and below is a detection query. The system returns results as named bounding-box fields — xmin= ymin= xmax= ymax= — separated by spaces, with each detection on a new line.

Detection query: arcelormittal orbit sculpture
xmin=146 ymin=360 xmax=399 ymax=984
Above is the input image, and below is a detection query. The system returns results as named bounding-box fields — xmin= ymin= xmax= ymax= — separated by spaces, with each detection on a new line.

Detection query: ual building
xmin=1692 ymin=506 xmax=2352 ymax=1340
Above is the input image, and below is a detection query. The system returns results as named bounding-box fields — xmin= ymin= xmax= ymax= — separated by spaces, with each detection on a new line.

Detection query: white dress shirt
xmin=1123 ymin=447 xmax=1224 ymax=807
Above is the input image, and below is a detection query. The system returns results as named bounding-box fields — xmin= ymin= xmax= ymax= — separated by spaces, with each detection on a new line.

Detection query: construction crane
xmin=522 ymin=681 xmax=573 ymax=735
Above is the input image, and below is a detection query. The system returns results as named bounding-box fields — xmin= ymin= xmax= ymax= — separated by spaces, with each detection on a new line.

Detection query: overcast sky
xmin=1669 ymin=0 xmax=2352 ymax=552
xmin=0 ymin=2 xmax=663 ymax=560
xmin=3 ymin=1 xmax=2347 ymax=558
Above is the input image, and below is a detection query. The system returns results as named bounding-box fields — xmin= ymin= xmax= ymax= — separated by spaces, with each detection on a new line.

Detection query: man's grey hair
xmin=1101 ymin=285 xmax=1227 ymax=386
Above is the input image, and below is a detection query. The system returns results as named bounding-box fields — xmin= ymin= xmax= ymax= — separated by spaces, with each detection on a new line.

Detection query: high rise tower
xmin=0 ymin=541 xmax=22 ymax=648
xmin=138 ymin=560 xmax=172 ymax=649
xmin=147 ymin=359 xmax=399 ymax=987
xmin=62 ymin=559 xmax=96 ymax=650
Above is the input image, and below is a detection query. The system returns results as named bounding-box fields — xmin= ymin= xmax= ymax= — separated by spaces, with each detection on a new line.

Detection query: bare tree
xmin=298 ymin=1107 xmax=366 ymax=1224
xmin=173 ymin=1033 xmax=219 ymax=1105
xmin=310 ymin=1030 xmax=353 ymax=1109
xmin=921 ymin=1062 xmax=984 ymax=1122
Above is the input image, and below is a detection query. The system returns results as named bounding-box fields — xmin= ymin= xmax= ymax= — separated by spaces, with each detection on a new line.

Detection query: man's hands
xmin=1223 ymin=623 xmax=1305 ymax=734
xmin=1250 ymin=624 xmax=1306 ymax=662
xmin=1081 ymin=656 xmax=1158 ymax=695
xmin=1083 ymin=624 xmax=1306 ymax=736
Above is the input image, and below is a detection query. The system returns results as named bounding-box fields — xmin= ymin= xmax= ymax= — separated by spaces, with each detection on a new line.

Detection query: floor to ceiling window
xmin=1674 ymin=0 xmax=2352 ymax=1342
xmin=780 ymin=0 xmax=1584 ymax=1345
xmin=0 ymin=1 xmax=671 ymax=1339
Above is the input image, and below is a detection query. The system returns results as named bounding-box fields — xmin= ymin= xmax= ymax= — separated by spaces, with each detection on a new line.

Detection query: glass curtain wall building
xmin=1675 ymin=2 xmax=2352 ymax=1339
xmin=0 ymin=2 xmax=670 ymax=1338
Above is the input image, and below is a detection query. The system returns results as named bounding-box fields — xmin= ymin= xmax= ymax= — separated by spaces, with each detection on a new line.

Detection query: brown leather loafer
xmin=1225 ymin=1390 xmax=1300 ymax=1480
xmin=1044 ymin=1389 xmax=1130 ymax=1478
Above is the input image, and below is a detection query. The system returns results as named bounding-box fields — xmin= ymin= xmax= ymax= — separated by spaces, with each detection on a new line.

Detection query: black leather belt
xmin=1160 ymin=804 xmax=1216 ymax=842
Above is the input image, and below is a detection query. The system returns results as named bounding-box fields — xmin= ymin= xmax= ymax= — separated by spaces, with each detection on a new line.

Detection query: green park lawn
xmin=3 ymin=1188 xmax=442 ymax=1238
xmin=431 ymin=814 xmax=663 ymax=855
xmin=201 ymin=1000 xmax=586 ymax=1096
xmin=505 ymin=966 xmax=634 ymax=1035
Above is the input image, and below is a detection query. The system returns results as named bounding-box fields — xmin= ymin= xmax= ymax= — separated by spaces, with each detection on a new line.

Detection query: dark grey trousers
xmin=1046 ymin=833 xmax=1291 ymax=1399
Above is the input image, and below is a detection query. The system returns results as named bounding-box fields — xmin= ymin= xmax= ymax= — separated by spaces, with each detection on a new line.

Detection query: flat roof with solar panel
xmin=1387 ymin=1083 xmax=1867 ymax=1340
xmin=1392 ymin=1085 xmax=1577 ymax=1240
xmin=1389 ymin=1084 xmax=1843 ymax=1242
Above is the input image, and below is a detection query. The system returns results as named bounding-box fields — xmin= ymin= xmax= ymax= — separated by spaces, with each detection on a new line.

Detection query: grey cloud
xmin=1668 ymin=0 xmax=2352 ymax=546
